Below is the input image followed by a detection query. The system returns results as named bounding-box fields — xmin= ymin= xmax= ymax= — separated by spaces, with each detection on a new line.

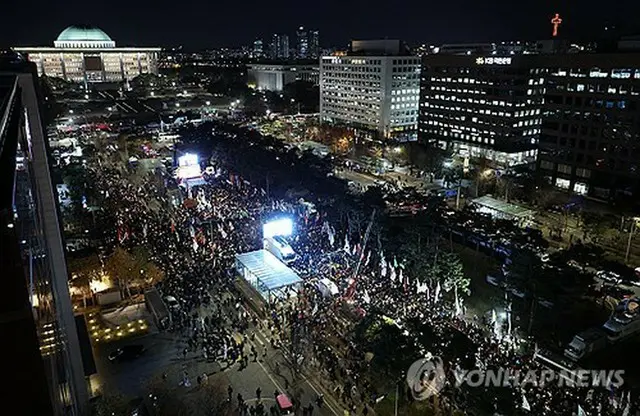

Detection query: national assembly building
xmin=14 ymin=25 xmax=161 ymax=85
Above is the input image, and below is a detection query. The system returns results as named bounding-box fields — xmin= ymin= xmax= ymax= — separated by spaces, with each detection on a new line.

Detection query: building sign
xmin=476 ymin=57 xmax=512 ymax=65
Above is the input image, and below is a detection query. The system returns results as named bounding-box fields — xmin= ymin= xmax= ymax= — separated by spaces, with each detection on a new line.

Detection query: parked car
xmin=596 ymin=270 xmax=622 ymax=284
xmin=109 ymin=344 xmax=146 ymax=362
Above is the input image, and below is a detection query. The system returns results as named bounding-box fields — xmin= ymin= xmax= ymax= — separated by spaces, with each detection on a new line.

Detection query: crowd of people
xmin=89 ymin=133 xmax=636 ymax=416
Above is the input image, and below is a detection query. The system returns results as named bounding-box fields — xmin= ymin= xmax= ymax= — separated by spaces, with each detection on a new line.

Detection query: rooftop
xmin=235 ymin=250 xmax=302 ymax=291
xmin=56 ymin=25 xmax=112 ymax=42
xmin=472 ymin=195 xmax=534 ymax=219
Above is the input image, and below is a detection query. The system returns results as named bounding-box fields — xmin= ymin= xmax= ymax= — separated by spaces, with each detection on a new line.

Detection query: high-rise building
xmin=296 ymin=26 xmax=308 ymax=59
xmin=308 ymin=30 xmax=320 ymax=59
xmin=320 ymin=40 xmax=421 ymax=140
xmin=538 ymin=53 xmax=640 ymax=201
xmin=270 ymin=34 xmax=289 ymax=60
xmin=14 ymin=25 xmax=160 ymax=85
xmin=418 ymin=54 xmax=544 ymax=167
xmin=0 ymin=53 xmax=89 ymax=415
xmin=252 ymin=39 xmax=264 ymax=58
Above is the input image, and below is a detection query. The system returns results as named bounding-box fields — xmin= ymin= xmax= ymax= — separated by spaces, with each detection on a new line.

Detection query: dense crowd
xmin=90 ymin=139 xmax=636 ymax=416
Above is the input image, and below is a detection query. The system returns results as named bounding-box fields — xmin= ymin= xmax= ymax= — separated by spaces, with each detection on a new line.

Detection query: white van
xmin=264 ymin=236 xmax=296 ymax=264
xmin=315 ymin=278 xmax=340 ymax=298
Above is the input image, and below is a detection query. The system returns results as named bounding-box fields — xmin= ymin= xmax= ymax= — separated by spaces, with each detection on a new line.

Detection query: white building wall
xmin=320 ymin=55 xmax=420 ymax=138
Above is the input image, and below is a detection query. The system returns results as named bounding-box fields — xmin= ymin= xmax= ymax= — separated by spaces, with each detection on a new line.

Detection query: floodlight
xmin=263 ymin=218 xmax=293 ymax=238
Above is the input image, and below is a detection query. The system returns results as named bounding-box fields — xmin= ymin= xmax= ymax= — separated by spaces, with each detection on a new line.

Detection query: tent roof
xmin=472 ymin=195 xmax=534 ymax=218
xmin=236 ymin=250 xmax=302 ymax=291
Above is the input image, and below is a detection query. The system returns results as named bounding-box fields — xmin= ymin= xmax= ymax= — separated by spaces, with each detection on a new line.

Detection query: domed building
xmin=14 ymin=25 xmax=160 ymax=84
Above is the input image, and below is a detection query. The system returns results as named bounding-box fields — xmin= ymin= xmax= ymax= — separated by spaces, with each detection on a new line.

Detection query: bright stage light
xmin=263 ymin=218 xmax=293 ymax=238
xmin=178 ymin=153 xmax=199 ymax=167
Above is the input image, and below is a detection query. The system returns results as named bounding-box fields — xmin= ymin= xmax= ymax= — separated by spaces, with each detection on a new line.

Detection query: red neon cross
xmin=551 ymin=13 xmax=562 ymax=37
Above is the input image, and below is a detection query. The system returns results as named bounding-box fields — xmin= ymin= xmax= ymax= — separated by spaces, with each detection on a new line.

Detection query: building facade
xmin=538 ymin=53 xmax=640 ymax=201
xmin=270 ymin=34 xmax=290 ymax=59
xmin=0 ymin=57 xmax=88 ymax=415
xmin=418 ymin=54 xmax=545 ymax=166
xmin=14 ymin=25 xmax=160 ymax=84
xmin=296 ymin=27 xmax=308 ymax=59
xmin=320 ymin=40 xmax=420 ymax=140
xmin=308 ymin=30 xmax=320 ymax=59
xmin=248 ymin=63 xmax=319 ymax=91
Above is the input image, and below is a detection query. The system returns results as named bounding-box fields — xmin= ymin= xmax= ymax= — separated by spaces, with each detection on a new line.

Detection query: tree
xmin=145 ymin=376 xmax=190 ymax=416
xmin=439 ymin=252 xmax=470 ymax=314
xmin=105 ymin=247 xmax=137 ymax=298
xmin=580 ymin=212 xmax=610 ymax=243
xmin=92 ymin=391 xmax=130 ymax=416
xmin=504 ymin=250 xmax=553 ymax=333
xmin=68 ymin=254 xmax=103 ymax=306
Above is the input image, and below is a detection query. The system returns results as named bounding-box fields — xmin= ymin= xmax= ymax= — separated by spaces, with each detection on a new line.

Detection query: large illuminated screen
xmin=178 ymin=153 xmax=199 ymax=166
xmin=263 ymin=218 xmax=293 ymax=238
xmin=176 ymin=153 xmax=201 ymax=179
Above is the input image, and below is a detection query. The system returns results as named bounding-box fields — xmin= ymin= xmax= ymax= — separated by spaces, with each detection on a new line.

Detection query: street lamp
xmin=205 ymin=101 xmax=211 ymax=106
xmin=625 ymin=217 xmax=640 ymax=263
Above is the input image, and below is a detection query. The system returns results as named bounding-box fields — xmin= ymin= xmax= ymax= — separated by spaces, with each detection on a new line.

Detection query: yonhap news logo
xmin=407 ymin=355 xmax=625 ymax=401
xmin=406 ymin=353 xmax=446 ymax=400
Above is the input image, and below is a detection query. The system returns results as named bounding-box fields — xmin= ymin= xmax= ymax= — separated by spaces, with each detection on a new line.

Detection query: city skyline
xmin=3 ymin=1 xmax=640 ymax=49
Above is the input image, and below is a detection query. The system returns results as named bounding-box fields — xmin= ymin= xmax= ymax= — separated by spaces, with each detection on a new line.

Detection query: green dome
xmin=56 ymin=25 xmax=112 ymax=42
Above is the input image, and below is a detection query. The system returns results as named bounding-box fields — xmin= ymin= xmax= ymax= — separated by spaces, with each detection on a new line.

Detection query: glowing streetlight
xmin=69 ymin=109 xmax=74 ymax=114
xmin=175 ymin=102 xmax=180 ymax=107
xmin=205 ymin=101 xmax=211 ymax=106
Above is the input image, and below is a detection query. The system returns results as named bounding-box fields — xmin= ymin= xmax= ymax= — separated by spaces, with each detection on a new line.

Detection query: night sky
xmin=3 ymin=0 xmax=640 ymax=49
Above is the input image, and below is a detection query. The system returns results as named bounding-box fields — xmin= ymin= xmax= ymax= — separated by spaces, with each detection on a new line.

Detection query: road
xmin=93 ymin=287 xmax=345 ymax=415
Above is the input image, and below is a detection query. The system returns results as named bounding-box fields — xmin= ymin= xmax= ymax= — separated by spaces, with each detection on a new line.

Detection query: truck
xmin=144 ymin=288 xmax=171 ymax=330
xmin=96 ymin=288 xmax=122 ymax=306
xmin=263 ymin=236 xmax=296 ymax=264
xmin=564 ymin=328 xmax=608 ymax=361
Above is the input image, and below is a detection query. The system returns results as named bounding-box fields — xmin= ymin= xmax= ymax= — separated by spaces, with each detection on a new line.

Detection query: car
xmin=164 ymin=296 xmax=180 ymax=310
xmin=596 ymin=270 xmax=622 ymax=284
xmin=108 ymin=344 xmax=146 ymax=362
xmin=605 ymin=286 xmax=635 ymax=300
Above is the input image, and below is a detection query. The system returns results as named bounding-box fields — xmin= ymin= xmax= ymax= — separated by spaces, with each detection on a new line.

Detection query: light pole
xmin=625 ymin=217 xmax=639 ymax=263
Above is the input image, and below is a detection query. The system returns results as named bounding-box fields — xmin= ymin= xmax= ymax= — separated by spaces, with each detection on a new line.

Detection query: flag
xmin=434 ymin=282 xmax=441 ymax=303
xmin=343 ymin=236 xmax=350 ymax=253
xmin=393 ymin=257 xmax=398 ymax=268
xmin=364 ymin=251 xmax=371 ymax=267
xmin=380 ymin=260 xmax=387 ymax=277
xmin=363 ymin=290 xmax=371 ymax=304
xmin=521 ymin=393 xmax=531 ymax=411
xmin=390 ymin=267 xmax=396 ymax=282
xmin=577 ymin=404 xmax=587 ymax=416
xmin=311 ymin=303 xmax=318 ymax=316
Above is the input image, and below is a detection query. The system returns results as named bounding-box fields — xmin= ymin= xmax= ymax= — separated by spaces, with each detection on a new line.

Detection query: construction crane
xmin=345 ymin=209 xmax=376 ymax=301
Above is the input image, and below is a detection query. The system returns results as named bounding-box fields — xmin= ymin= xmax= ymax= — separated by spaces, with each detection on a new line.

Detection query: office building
xmin=296 ymin=26 xmax=308 ymax=59
xmin=248 ymin=63 xmax=319 ymax=91
xmin=308 ymin=30 xmax=320 ymax=59
xmin=320 ymin=40 xmax=420 ymax=140
xmin=14 ymin=24 xmax=160 ymax=85
xmin=418 ymin=54 xmax=545 ymax=166
xmin=0 ymin=53 xmax=89 ymax=415
xmin=270 ymin=34 xmax=290 ymax=59
xmin=252 ymin=39 xmax=264 ymax=58
xmin=538 ymin=53 xmax=640 ymax=200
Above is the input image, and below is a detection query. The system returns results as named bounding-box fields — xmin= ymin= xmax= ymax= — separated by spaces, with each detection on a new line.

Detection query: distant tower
xmin=551 ymin=13 xmax=563 ymax=37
